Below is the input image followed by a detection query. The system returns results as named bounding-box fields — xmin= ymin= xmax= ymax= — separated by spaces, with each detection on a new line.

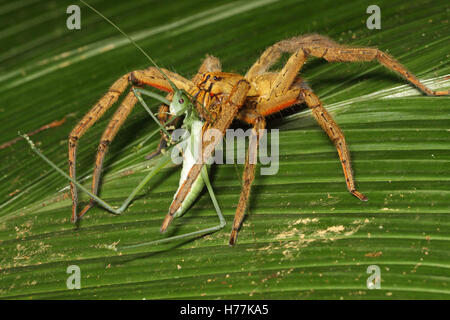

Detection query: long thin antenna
xmin=79 ymin=0 xmax=179 ymax=92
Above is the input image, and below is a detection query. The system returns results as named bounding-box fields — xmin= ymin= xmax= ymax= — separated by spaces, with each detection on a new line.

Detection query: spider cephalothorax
xmin=68 ymin=34 xmax=448 ymax=245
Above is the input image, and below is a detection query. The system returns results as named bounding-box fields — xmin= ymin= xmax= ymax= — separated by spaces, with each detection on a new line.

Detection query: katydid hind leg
xmin=229 ymin=115 xmax=266 ymax=245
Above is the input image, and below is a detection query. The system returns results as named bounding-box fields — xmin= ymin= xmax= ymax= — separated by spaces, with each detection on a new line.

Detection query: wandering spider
xmin=67 ymin=34 xmax=449 ymax=245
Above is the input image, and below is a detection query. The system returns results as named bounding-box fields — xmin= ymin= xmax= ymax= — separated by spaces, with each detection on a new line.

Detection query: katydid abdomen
xmin=170 ymin=119 xmax=208 ymax=218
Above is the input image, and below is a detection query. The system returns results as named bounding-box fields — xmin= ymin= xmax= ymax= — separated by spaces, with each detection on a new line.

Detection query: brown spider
xmin=68 ymin=34 xmax=448 ymax=245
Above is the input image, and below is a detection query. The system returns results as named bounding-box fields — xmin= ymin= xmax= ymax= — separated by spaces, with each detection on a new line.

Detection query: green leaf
xmin=0 ymin=0 xmax=449 ymax=299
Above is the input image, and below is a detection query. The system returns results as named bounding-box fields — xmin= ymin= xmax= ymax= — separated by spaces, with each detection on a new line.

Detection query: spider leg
xmin=69 ymin=73 xmax=130 ymax=222
xmin=248 ymin=33 xmax=448 ymax=96
xmin=302 ymin=89 xmax=368 ymax=201
xmin=229 ymin=113 xmax=266 ymax=246
xmin=307 ymin=45 xmax=448 ymax=96
xmin=78 ymin=90 xmax=139 ymax=218
xmin=130 ymin=66 xmax=193 ymax=92
xmin=160 ymin=79 xmax=251 ymax=232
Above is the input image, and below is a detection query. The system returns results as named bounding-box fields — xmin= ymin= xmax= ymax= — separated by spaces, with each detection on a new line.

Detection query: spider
xmin=68 ymin=34 xmax=448 ymax=245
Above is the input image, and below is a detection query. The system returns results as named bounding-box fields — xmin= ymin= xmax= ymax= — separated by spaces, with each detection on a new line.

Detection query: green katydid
xmin=22 ymin=0 xmax=226 ymax=249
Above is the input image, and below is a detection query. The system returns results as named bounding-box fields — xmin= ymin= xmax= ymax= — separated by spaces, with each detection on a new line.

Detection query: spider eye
xmin=178 ymin=98 xmax=184 ymax=104
xmin=213 ymin=76 xmax=218 ymax=81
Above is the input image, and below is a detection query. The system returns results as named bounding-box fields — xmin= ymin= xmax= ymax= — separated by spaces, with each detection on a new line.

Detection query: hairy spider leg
xmin=247 ymin=34 xmax=449 ymax=96
xmin=229 ymin=112 xmax=266 ymax=245
xmin=77 ymin=91 xmax=139 ymax=219
xmin=69 ymin=73 xmax=130 ymax=222
xmin=302 ymin=89 xmax=368 ymax=201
